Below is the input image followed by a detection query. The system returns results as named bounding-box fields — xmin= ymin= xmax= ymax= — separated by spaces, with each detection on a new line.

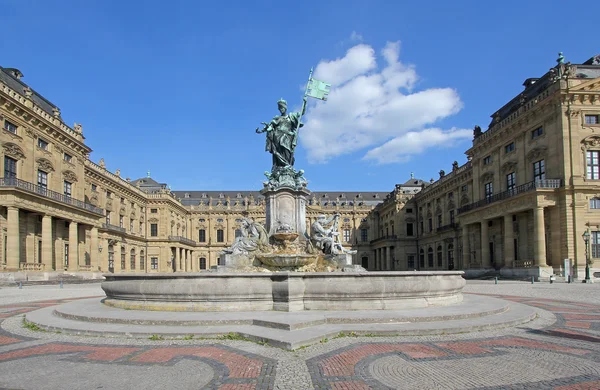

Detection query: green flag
xmin=306 ymin=78 xmax=331 ymax=101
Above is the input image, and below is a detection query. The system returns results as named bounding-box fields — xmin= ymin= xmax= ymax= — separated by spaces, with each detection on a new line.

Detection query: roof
xmin=0 ymin=67 xmax=59 ymax=117
xmin=400 ymin=178 xmax=428 ymax=187
xmin=130 ymin=176 xmax=167 ymax=193
xmin=170 ymin=190 xmax=389 ymax=207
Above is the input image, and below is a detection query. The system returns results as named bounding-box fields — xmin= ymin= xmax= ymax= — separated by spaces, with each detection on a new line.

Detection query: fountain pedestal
xmin=261 ymin=186 xmax=310 ymax=238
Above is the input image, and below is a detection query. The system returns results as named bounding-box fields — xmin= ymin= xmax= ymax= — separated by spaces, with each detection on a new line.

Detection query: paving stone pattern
xmin=0 ymin=284 xmax=599 ymax=389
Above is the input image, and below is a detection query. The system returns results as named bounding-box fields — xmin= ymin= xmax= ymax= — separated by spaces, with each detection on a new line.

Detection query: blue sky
xmin=3 ymin=0 xmax=599 ymax=191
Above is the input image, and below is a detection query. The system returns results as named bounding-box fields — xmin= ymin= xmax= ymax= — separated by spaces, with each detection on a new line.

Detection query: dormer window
xmin=236 ymin=193 xmax=242 ymax=198
xmin=184 ymin=193 xmax=190 ymax=198
xmin=201 ymin=193 xmax=207 ymax=198
xmin=64 ymin=153 xmax=72 ymax=162
xmin=219 ymin=193 xmax=224 ymax=198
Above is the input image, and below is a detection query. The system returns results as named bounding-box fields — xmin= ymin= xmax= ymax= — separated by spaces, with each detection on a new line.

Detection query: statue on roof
xmin=473 ymin=125 xmax=482 ymax=139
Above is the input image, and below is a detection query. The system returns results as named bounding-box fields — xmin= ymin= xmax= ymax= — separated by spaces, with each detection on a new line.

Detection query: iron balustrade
xmin=437 ymin=223 xmax=459 ymax=232
xmin=0 ymin=177 xmax=104 ymax=215
xmin=370 ymin=235 xmax=397 ymax=244
xmin=168 ymin=236 xmax=197 ymax=246
xmin=102 ymin=223 xmax=126 ymax=233
xmin=457 ymin=179 xmax=561 ymax=214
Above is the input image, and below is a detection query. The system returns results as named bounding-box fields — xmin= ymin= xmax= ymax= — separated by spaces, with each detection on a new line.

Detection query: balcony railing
xmin=370 ymin=235 xmax=397 ymax=244
xmin=458 ymin=179 xmax=561 ymax=214
xmin=20 ymin=263 xmax=45 ymax=271
xmin=102 ymin=223 xmax=126 ymax=233
xmin=168 ymin=236 xmax=197 ymax=246
xmin=437 ymin=223 xmax=459 ymax=232
xmin=0 ymin=177 xmax=104 ymax=215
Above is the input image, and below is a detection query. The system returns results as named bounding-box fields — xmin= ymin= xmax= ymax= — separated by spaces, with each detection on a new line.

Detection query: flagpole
xmin=292 ymin=68 xmax=313 ymax=150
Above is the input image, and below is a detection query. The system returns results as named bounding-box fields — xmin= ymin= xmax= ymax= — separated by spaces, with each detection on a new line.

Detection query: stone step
xmin=25 ymin=295 xmax=538 ymax=350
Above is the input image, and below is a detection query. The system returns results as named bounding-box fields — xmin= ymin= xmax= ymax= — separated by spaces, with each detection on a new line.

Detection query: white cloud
xmin=362 ymin=127 xmax=472 ymax=164
xmin=301 ymin=41 xmax=465 ymax=164
xmin=349 ymin=31 xmax=363 ymax=42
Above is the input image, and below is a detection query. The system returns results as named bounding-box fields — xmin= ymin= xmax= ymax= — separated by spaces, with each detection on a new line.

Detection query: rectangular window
xmin=437 ymin=214 xmax=442 ymax=227
xmin=217 ymin=256 xmax=224 ymax=266
xmin=592 ymin=232 xmax=600 ymax=258
xmin=37 ymin=138 xmax=49 ymax=150
xmin=505 ymin=142 xmax=515 ymax=153
xmin=531 ymin=126 xmax=544 ymax=138
xmin=533 ymin=159 xmax=546 ymax=182
xmin=199 ymin=257 xmax=207 ymax=270
xmin=119 ymin=215 xmax=124 ymax=228
xmin=507 ymin=172 xmax=516 ymax=191
xmin=461 ymin=185 xmax=468 ymax=192
xmin=140 ymin=253 xmax=145 ymax=270
xmin=407 ymin=223 xmax=414 ymax=236
xmin=585 ymin=114 xmax=599 ymax=125
xmin=428 ymin=218 xmax=433 ymax=233
xmin=150 ymin=208 xmax=158 ymax=213
xmin=121 ymin=248 xmax=126 ymax=270
xmin=150 ymin=223 xmax=158 ymax=237
xmin=4 ymin=156 xmax=17 ymax=179
xmin=3 ymin=119 xmax=17 ymax=134
xmin=130 ymin=219 xmax=134 ymax=232
xmin=360 ymin=228 xmax=368 ymax=242
xmin=139 ymin=222 xmax=143 ymax=235
xmin=428 ymin=250 xmax=434 ymax=267
xmin=586 ymin=151 xmax=599 ymax=179
xmin=449 ymin=210 xmax=455 ymax=225
xmin=343 ymin=229 xmax=351 ymax=242
xmin=406 ymin=208 xmax=413 ymax=213
xmin=130 ymin=251 xmax=136 ymax=270
xmin=591 ymin=198 xmax=600 ymax=209
xmin=106 ymin=190 xmax=112 ymax=199
xmin=106 ymin=213 xmax=111 ymax=225
xmin=407 ymin=255 xmax=415 ymax=269
xmin=437 ymin=249 xmax=443 ymax=267
xmin=420 ymin=220 xmax=424 ymax=234
xmin=63 ymin=153 xmax=72 ymax=162
xmin=38 ymin=169 xmax=48 ymax=192
xmin=199 ymin=229 xmax=206 ymax=242
xmin=485 ymin=182 xmax=493 ymax=200
xmin=151 ymin=257 xmax=158 ymax=270
xmin=64 ymin=243 xmax=69 ymax=267
xmin=217 ymin=229 xmax=224 ymax=242
xmin=64 ymin=181 xmax=72 ymax=197
xmin=91 ymin=183 xmax=97 ymax=191
xmin=483 ymin=155 xmax=492 ymax=165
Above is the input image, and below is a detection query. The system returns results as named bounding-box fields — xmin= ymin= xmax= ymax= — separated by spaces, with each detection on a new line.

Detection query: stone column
xmin=68 ymin=221 xmax=78 ymax=271
xmin=6 ymin=207 xmax=20 ymax=270
xmin=373 ymin=249 xmax=377 ymax=270
xmin=461 ymin=224 xmax=469 ymax=269
xmin=481 ymin=221 xmax=489 ymax=268
xmin=175 ymin=246 xmax=180 ymax=272
xmin=41 ymin=215 xmax=53 ymax=270
xmin=503 ymin=215 xmax=514 ymax=269
xmin=385 ymin=247 xmax=391 ymax=270
xmin=90 ymin=227 xmax=98 ymax=271
xmin=533 ymin=207 xmax=548 ymax=266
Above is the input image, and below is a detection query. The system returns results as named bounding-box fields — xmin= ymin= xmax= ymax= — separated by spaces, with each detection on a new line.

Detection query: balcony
xmin=20 ymin=263 xmax=45 ymax=271
xmin=168 ymin=236 xmax=197 ymax=246
xmin=102 ymin=223 xmax=126 ymax=233
xmin=437 ymin=223 xmax=459 ymax=232
xmin=0 ymin=177 xmax=104 ymax=215
xmin=370 ymin=235 xmax=397 ymax=244
xmin=458 ymin=179 xmax=561 ymax=214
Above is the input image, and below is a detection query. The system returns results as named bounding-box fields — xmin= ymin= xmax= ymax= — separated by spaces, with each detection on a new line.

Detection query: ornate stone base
xmin=101 ymin=271 xmax=466 ymax=312
xmin=260 ymin=186 xmax=310 ymax=238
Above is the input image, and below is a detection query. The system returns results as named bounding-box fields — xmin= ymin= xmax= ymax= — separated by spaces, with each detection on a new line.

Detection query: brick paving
xmin=0 ymin=283 xmax=599 ymax=389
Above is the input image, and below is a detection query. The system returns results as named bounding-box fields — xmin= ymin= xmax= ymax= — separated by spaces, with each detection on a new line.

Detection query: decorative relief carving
xmin=148 ymin=218 xmax=159 ymax=223
xmin=90 ymin=194 xmax=98 ymax=206
xmin=36 ymin=158 xmax=55 ymax=172
xmin=501 ymin=160 xmax=518 ymax=174
xmin=63 ymin=170 xmax=78 ymax=183
xmin=24 ymin=128 xmax=35 ymax=138
xmin=581 ymin=136 xmax=600 ymax=150
xmin=2 ymin=143 xmax=25 ymax=159
xmin=119 ymin=206 xmax=126 ymax=216
xmin=480 ymin=171 xmax=494 ymax=183
xmin=526 ymin=147 xmax=547 ymax=162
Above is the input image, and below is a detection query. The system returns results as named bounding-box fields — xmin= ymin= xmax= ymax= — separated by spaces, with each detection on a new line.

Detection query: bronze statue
xmin=256 ymin=97 xmax=307 ymax=170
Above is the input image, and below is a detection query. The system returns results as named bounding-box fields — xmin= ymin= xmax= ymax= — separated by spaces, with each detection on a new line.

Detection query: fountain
xmin=102 ymin=76 xmax=465 ymax=312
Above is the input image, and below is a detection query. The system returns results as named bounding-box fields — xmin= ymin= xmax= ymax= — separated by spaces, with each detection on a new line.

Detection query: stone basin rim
xmin=102 ymin=271 xmax=466 ymax=279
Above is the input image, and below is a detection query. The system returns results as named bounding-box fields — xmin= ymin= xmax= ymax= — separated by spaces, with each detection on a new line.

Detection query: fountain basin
xmin=256 ymin=253 xmax=316 ymax=267
xmin=101 ymin=271 xmax=466 ymax=312
xmin=271 ymin=232 xmax=299 ymax=242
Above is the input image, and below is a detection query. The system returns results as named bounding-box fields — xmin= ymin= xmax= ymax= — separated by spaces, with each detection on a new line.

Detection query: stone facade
xmin=1 ymin=54 xmax=600 ymax=280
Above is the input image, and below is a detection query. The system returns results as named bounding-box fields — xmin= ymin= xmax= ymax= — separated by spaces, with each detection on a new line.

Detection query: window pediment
xmin=501 ymin=160 xmax=518 ymax=174
xmin=36 ymin=158 xmax=55 ymax=172
xmin=581 ymin=135 xmax=600 ymax=151
xmin=3 ymin=142 xmax=25 ymax=159
xmin=526 ymin=147 xmax=547 ymax=162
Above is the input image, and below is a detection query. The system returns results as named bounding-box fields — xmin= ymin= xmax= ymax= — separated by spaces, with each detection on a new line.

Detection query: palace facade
xmin=1 ymin=53 xmax=599 ymax=280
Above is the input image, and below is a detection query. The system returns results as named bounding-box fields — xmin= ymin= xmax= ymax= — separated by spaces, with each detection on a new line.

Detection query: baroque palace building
xmin=0 ymin=53 xmax=599 ymax=280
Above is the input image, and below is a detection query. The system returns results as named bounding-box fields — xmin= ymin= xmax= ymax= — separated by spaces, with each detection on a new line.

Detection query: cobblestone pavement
xmin=0 ymin=282 xmax=599 ymax=389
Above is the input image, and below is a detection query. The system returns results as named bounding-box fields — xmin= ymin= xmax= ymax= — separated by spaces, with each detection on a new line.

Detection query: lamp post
xmin=582 ymin=231 xmax=593 ymax=283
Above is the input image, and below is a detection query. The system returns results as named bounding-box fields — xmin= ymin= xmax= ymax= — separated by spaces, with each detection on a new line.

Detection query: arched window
xmin=361 ymin=256 xmax=369 ymax=269
xmin=437 ymin=245 xmax=443 ymax=268
xmin=140 ymin=250 xmax=145 ymax=270
xmin=130 ymin=248 xmax=136 ymax=270
xmin=199 ymin=257 xmax=207 ymax=270
xmin=419 ymin=249 xmax=425 ymax=268
xmin=447 ymin=244 xmax=454 ymax=270
xmin=428 ymin=247 xmax=434 ymax=267
xmin=120 ymin=246 xmax=126 ymax=270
